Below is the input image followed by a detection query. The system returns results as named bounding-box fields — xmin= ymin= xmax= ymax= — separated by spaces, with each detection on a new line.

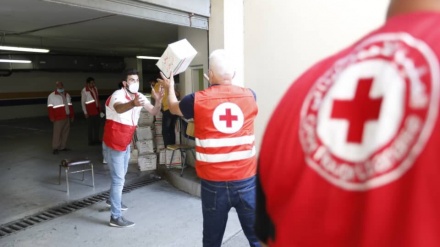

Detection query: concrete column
xmin=209 ymin=0 xmax=244 ymax=87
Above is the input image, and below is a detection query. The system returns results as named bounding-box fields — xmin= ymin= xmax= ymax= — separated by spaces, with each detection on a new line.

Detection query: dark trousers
xmin=201 ymin=176 xmax=261 ymax=247
xmin=87 ymin=114 xmax=100 ymax=144
xmin=162 ymin=110 xmax=178 ymax=147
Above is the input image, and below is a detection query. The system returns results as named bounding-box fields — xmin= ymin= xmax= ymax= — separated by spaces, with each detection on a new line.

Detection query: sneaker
xmin=109 ymin=216 xmax=135 ymax=228
xmin=103 ymin=159 xmax=107 ymax=164
xmin=106 ymin=199 xmax=128 ymax=211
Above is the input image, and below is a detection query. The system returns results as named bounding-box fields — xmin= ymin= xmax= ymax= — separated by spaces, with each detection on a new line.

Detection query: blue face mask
xmin=57 ymin=88 xmax=64 ymax=93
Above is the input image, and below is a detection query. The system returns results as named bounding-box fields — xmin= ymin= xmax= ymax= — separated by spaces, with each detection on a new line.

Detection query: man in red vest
xmin=256 ymin=0 xmax=440 ymax=246
xmin=47 ymin=81 xmax=74 ymax=155
xmin=81 ymin=77 xmax=101 ymax=145
xmin=103 ymin=69 xmax=163 ymax=228
xmin=159 ymin=49 xmax=260 ymax=247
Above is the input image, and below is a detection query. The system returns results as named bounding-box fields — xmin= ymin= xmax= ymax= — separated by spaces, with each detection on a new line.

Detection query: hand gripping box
xmin=156 ymin=39 xmax=197 ymax=78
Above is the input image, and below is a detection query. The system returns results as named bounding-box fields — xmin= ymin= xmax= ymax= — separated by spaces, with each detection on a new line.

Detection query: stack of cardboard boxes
xmin=135 ymin=107 xmax=156 ymax=171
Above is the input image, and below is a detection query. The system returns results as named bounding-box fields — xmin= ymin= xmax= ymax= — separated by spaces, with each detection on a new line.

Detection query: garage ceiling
xmin=0 ymin=0 xmax=184 ymax=58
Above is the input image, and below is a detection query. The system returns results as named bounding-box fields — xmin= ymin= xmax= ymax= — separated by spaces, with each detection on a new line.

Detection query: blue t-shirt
xmin=179 ymin=85 xmax=257 ymax=120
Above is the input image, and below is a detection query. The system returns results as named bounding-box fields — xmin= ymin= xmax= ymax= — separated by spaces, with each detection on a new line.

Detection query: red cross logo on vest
xmin=331 ymin=78 xmax=383 ymax=144
xmin=299 ymin=33 xmax=439 ymax=191
xmin=219 ymin=108 xmax=238 ymax=127
xmin=213 ymin=102 xmax=244 ymax=134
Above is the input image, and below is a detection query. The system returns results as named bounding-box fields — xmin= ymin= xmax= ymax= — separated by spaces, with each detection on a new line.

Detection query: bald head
xmin=208 ymin=49 xmax=235 ymax=85
xmin=387 ymin=0 xmax=440 ymax=19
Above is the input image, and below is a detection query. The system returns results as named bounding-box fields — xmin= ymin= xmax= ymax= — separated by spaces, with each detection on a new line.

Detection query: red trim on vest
xmin=103 ymin=120 xmax=136 ymax=151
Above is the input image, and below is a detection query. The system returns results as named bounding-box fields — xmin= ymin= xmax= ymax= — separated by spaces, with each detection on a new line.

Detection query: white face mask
xmin=127 ymin=83 xmax=139 ymax=93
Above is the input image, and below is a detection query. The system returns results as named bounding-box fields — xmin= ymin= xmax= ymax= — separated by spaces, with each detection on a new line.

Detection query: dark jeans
xmin=201 ymin=176 xmax=261 ymax=247
xmin=87 ymin=114 xmax=100 ymax=144
xmin=162 ymin=110 xmax=178 ymax=147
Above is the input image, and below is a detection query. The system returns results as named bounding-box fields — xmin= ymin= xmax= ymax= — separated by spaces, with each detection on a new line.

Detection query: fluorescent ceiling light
xmin=136 ymin=56 xmax=160 ymax=60
xmin=0 ymin=45 xmax=49 ymax=53
xmin=0 ymin=59 xmax=32 ymax=63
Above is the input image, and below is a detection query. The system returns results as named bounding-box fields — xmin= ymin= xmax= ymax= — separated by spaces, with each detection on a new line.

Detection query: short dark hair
xmin=86 ymin=77 xmax=94 ymax=83
xmin=124 ymin=69 xmax=138 ymax=80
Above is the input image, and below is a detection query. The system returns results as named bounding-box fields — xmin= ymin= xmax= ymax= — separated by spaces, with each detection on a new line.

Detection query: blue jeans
xmin=201 ymin=176 xmax=261 ymax=247
xmin=103 ymin=142 xmax=130 ymax=219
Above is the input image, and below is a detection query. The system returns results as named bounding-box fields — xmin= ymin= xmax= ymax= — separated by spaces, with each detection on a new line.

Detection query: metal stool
xmin=59 ymin=158 xmax=95 ymax=194
xmin=166 ymin=144 xmax=196 ymax=176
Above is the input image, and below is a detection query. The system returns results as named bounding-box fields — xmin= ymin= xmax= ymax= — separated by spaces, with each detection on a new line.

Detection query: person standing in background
xmin=154 ymin=79 xmax=179 ymax=147
xmin=47 ymin=81 xmax=74 ymax=154
xmin=159 ymin=49 xmax=260 ymax=247
xmin=81 ymin=77 xmax=101 ymax=145
xmin=256 ymin=0 xmax=440 ymax=246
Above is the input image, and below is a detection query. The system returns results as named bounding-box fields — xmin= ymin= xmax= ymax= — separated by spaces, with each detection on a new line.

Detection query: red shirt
xmin=257 ymin=12 xmax=440 ymax=247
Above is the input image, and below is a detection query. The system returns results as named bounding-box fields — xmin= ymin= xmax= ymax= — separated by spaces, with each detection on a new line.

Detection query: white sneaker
xmin=103 ymin=159 xmax=107 ymax=164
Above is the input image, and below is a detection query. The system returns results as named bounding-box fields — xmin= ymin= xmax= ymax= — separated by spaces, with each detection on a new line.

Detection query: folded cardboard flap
xmin=156 ymin=39 xmax=197 ymax=77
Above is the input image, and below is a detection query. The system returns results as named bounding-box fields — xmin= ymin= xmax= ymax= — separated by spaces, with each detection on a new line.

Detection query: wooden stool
xmin=59 ymin=158 xmax=95 ymax=194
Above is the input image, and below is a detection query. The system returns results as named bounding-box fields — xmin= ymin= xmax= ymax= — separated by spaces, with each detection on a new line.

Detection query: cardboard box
xmin=154 ymin=123 xmax=162 ymax=135
xmin=136 ymin=126 xmax=153 ymax=140
xmin=156 ymin=39 xmax=197 ymax=77
xmin=138 ymin=154 xmax=157 ymax=171
xmin=138 ymin=109 xmax=154 ymax=126
xmin=159 ymin=149 xmax=182 ymax=166
xmin=136 ymin=140 xmax=155 ymax=154
xmin=155 ymin=136 xmax=165 ymax=150
xmin=129 ymin=149 xmax=139 ymax=164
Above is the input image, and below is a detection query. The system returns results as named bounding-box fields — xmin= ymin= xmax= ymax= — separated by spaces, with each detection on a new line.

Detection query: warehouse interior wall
xmin=243 ymin=0 xmax=390 ymax=150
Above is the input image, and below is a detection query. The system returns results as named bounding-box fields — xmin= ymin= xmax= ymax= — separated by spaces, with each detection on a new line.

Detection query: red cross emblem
xmin=298 ymin=33 xmax=438 ymax=191
xmin=213 ymin=102 xmax=244 ymax=134
xmin=219 ymin=108 xmax=238 ymax=128
xmin=331 ymin=78 xmax=383 ymax=144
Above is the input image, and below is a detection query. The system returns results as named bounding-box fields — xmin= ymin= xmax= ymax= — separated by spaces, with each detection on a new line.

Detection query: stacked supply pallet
xmin=136 ymin=107 xmax=156 ymax=171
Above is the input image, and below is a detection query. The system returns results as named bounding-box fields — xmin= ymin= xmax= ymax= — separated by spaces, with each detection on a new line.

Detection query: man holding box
xmin=159 ymin=49 xmax=260 ymax=247
xmin=102 ymin=69 xmax=163 ymax=228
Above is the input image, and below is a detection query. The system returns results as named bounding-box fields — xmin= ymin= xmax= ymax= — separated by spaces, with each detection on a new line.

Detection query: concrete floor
xmin=0 ymin=116 xmax=250 ymax=247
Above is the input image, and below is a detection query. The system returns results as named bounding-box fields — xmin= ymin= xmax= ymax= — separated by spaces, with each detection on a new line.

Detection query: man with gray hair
xmin=159 ymin=49 xmax=260 ymax=247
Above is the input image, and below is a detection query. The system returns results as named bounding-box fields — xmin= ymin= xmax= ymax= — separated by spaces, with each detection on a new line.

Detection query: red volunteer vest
xmin=258 ymin=12 xmax=440 ymax=247
xmin=103 ymin=120 xmax=136 ymax=151
xmin=102 ymin=90 xmax=139 ymax=151
xmin=47 ymin=91 xmax=74 ymax=121
xmin=84 ymin=86 xmax=99 ymax=116
xmin=194 ymin=85 xmax=258 ymax=181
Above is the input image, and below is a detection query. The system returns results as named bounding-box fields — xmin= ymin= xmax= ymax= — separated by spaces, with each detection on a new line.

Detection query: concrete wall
xmin=177 ymin=26 xmax=209 ymax=95
xmin=243 ymin=0 xmax=390 ymax=150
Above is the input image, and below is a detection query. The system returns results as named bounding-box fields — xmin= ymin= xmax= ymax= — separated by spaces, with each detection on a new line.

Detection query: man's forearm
xmin=114 ymin=100 xmax=135 ymax=114
xmin=167 ymin=90 xmax=182 ymax=116
xmin=149 ymin=101 xmax=161 ymax=115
